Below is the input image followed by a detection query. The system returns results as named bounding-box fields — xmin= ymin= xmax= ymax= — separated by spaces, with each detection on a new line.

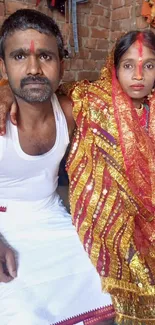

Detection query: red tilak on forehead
xmin=30 ymin=40 xmax=35 ymax=53
xmin=136 ymin=33 xmax=144 ymax=79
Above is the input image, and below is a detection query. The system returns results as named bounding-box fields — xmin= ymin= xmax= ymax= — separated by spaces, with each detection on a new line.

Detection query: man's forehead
xmin=5 ymin=29 xmax=58 ymax=51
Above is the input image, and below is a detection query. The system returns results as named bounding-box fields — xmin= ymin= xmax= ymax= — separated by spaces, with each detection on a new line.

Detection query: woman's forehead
xmin=119 ymin=43 xmax=155 ymax=62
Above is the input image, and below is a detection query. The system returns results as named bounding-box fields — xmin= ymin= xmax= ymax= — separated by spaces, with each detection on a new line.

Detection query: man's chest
xmin=18 ymin=124 xmax=56 ymax=156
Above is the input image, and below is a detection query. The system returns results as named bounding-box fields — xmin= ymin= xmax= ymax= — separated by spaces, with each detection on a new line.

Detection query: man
xmin=0 ymin=9 xmax=113 ymax=325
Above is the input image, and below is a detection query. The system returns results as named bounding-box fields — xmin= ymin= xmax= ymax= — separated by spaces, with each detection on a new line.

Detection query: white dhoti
xmin=0 ymin=196 xmax=114 ymax=325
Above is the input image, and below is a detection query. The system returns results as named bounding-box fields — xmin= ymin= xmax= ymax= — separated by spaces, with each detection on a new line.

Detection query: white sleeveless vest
xmin=0 ymin=94 xmax=69 ymax=202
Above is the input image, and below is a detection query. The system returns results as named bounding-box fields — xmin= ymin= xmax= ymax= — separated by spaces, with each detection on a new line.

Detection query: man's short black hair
xmin=0 ymin=8 xmax=65 ymax=60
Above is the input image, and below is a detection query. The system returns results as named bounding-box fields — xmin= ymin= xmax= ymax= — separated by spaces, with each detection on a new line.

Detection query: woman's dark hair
xmin=0 ymin=8 xmax=65 ymax=60
xmin=114 ymin=30 xmax=155 ymax=71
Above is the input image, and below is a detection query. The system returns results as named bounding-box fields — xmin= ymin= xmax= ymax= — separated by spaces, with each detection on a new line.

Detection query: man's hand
xmin=0 ymin=240 xmax=17 ymax=282
xmin=0 ymin=84 xmax=17 ymax=135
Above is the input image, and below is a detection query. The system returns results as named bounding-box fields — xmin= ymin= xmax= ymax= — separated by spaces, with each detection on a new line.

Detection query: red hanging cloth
xmin=36 ymin=0 xmax=67 ymax=15
xmin=36 ymin=0 xmax=41 ymax=6
xmin=51 ymin=0 xmax=56 ymax=6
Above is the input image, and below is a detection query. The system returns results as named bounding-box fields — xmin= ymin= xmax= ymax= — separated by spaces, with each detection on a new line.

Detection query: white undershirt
xmin=0 ymin=94 xmax=69 ymax=202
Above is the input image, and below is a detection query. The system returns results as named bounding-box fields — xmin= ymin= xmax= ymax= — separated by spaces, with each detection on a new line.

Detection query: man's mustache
xmin=21 ymin=76 xmax=51 ymax=88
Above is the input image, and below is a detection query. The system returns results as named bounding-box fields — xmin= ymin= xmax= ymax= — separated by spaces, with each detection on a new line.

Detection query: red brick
xmin=78 ymin=25 xmax=89 ymax=37
xmin=70 ymin=59 xmax=83 ymax=70
xmin=63 ymin=71 xmax=76 ymax=82
xmin=83 ymin=59 xmax=96 ymax=70
xmin=99 ymin=16 xmax=110 ymax=29
xmin=135 ymin=4 xmax=141 ymax=16
xmin=97 ymin=39 xmax=109 ymax=50
xmin=111 ymin=20 xmax=122 ymax=31
xmin=23 ymin=0 xmax=36 ymax=4
xmin=77 ymin=48 xmax=90 ymax=59
xmin=91 ymin=5 xmax=104 ymax=15
xmin=104 ymin=9 xmax=110 ymax=18
xmin=69 ymin=35 xmax=82 ymax=48
xmin=136 ymin=16 xmax=149 ymax=29
xmin=0 ymin=16 xmax=4 ymax=27
xmin=96 ymin=60 xmax=106 ymax=71
xmin=77 ymin=14 xmax=86 ymax=25
xmin=55 ymin=11 xmax=65 ymax=22
xmin=62 ymin=23 xmax=71 ymax=36
xmin=77 ymin=3 xmax=92 ymax=14
xmin=112 ymin=7 xmax=130 ymax=20
xmin=64 ymin=59 xmax=71 ymax=71
xmin=87 ymin=15 xmax=98 ymax=26
xmin=121 ymin=18 xmax=132 ymax=31
xmin=91 ymin=50 xmax=107 ymax=60
xmin=85 ymin=38 xmax=97 ymax=49
xmin=78 ymin=71 xmax=99 ymax=81
xmin=35 ymin=6 xmax=51 ymax=16
xmin=0 ymin=3 xmax=4 ymax=16
xmin=90 ymin=0 xmax=100 ymax=3
xmin=99 ymin=0 xmax=109 ymax=8
xmin=110 ymin=31 xmax=124 ymax=42
xmin=125 ymin=0 xmax=133 ymax=5
xmin=108 ymin=42 xmax=114 ymax=52
xmin=6 ymin=1 xmax=28 ymax=13
xmin=91 ymin=28 xmax=109 ymax=39
xmin=113 ymin=0 xmax=125 ymax=9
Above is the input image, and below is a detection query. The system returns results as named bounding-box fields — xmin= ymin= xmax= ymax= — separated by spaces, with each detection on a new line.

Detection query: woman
xmin=64 ymin=30 xmax=155 ymax=325
xmin=0 ymin=30 xmax=155 ymax=324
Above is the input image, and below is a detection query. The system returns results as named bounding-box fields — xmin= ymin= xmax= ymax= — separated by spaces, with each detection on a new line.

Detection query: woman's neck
xmin=132 ymin=98 xmax=145 ymax=109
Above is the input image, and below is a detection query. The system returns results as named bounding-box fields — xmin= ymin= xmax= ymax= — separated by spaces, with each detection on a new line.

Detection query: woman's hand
xmin=0 ymin=84 xmax=17 ymax=135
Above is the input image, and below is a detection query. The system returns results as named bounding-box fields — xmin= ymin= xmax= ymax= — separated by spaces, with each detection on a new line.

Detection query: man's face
xmin=1 ymin=29 xmax=63 ymax=103
xmin=117 ymin=43 xmax=155 ymax=100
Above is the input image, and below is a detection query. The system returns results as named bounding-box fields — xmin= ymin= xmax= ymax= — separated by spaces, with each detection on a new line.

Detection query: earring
xmin=147 ymin=88 xmax=155 ymax=100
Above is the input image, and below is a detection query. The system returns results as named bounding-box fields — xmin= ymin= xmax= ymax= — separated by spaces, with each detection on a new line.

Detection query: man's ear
xmin=0 ymin=58 xmax=8 ymax=81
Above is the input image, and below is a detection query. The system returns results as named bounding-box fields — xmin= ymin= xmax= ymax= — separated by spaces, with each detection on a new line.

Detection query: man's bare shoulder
xmin=57 ymin=94 xmax=75 ymax=137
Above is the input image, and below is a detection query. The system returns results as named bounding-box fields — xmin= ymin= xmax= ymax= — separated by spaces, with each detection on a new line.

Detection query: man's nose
xmin=26 ymin=56 xmax=42 ymax=75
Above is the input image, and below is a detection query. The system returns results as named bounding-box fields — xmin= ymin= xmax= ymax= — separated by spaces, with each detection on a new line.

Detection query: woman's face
xmin=117 ymin=42 xmax=155 ymax=100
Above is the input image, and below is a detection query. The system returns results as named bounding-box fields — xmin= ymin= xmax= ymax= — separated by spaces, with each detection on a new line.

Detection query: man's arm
xmin=0 ymin=81 xmax=17 ymax=134
xmin=0 ymin=239 xmax=17 ymax=282
xmin=58 ymin=94 xmax=75 ymax=138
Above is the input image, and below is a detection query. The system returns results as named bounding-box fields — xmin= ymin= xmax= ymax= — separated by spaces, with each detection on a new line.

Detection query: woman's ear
xmin=0 ymin=59 xmax=8 ymax=81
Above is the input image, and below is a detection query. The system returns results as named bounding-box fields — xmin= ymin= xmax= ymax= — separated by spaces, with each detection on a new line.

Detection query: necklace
xmin=134 ymin=103 xmax=144 ymax=116
xmin=134 ymin=102 xmax=150 ymax=131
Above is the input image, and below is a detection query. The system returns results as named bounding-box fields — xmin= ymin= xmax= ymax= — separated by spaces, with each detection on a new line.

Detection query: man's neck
xmin=16 ymin=97 xmax=53 ymax=130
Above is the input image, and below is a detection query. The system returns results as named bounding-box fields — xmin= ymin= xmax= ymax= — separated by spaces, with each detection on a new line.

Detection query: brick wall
xmin=0 ymin=0 xmax=151 ymax=81
xmin=110 ymin=0 xmax=150 ymax=46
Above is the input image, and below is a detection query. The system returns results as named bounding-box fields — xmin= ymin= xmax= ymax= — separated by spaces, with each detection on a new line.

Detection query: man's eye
xmin=14 ymin=54 xmax=25 ymax=60
xmin=124 ymin=63 xmax=133 ymax=69
xmin=40 ymin=54 xmax=51 ymax=61
xmin=144 ymin=63 xmax=154 ymax=69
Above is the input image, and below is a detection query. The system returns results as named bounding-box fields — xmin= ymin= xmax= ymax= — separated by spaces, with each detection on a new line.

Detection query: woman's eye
xmin=144 ymin=63 xmax=154 ymax=69
xmin=124 ymin=63 xmax=133 ymax=69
